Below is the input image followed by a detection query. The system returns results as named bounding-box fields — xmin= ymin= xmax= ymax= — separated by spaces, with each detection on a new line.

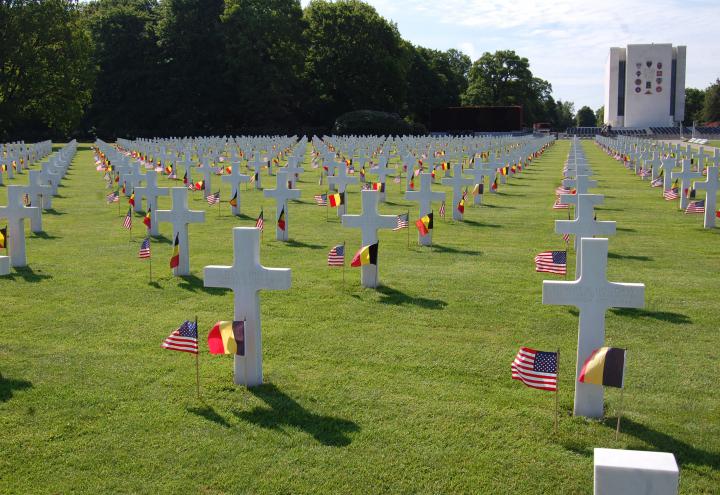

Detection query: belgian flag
xmin=350 ymin=241 xmax=378 ymax=267
xmin=328 ymin=192 xmax=344 ymax=207
xmin=277 ymin=207 xmax=286 ymax=231
xmin=208 ymin=321 xmax=245 ymax=356
xmin=229 ymin=191 xmax=238 ymax=207
xmin=0 ymin=226 xmax=6 ymax=249
xmin=491 ymin=177 xmax=498 ymax=191
xmin=457 ymin=198 xmax=465 ymax=214
xmin=579 ymin=347 xmax=626 ymax=388
xmin=169 ymin=233 xmax=180 ymax=269
xmin=129 ymin=191 xmax=135 ymax=207
xmin=143 ymin=208 xmax=151 ymax=229
xmin=415 ymin=212 xmax=433 ymax=235
xmin=372 ymin=182 xmax=385 ymax=192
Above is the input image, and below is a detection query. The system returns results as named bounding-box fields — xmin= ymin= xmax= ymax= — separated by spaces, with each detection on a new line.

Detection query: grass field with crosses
xmin=0 ymin=140 xmax=718 ymax=493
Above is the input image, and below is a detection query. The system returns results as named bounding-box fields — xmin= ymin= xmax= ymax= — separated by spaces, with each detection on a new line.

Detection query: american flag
xmin=555 ymin=186 xmax=571 ymax=195
xmin=255 ymin=210 xmax=264 ymax=231
xmin=650 ymin=176 xmax=663 ymax=187
xmin=511 ymin=347 xmax=558 ymax=391
xmin=553 ymin=198 xmax=569 ymax=209
xmin=314 ymin=193 xmax=328 ymax=206
xmin=663 ymin=188 xmax=679 ymax=200
xmin=439 ymin=201 xmax=446 ymax=218
xmin=685 ymin=200 xmax=705 ymax=214
xmin=393 ymin=213 xmax=409 ymax=231
xmin=106 ymin=191 xmax=119 ymax=203
xmin=562 ymin=233 xmax=570 ymax=244
xmin=206 ymin=191 xmax=220 ymax=205
xmin=327 ymin=244 xmax=345 ymax=266
xmin=139 ymin=237 xmax=151 ymax=259
xmin=534 ymin=250 xmax=567 ymax=275
xmin=161 ymin=320 xmax=198 ymax=354
xmin=122 ymin=208 xmax=132 ymax=230
xmin=393 ymin=176 xmax=401 ymax=184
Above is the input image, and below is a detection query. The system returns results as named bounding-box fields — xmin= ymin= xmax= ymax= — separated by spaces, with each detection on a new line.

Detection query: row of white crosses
xmin=0 ymin=141 xmax=78 ymax=274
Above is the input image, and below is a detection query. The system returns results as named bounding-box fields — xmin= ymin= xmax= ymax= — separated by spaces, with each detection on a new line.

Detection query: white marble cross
xmin=197 ymin=159 xmax=215 ymax=198
xmin=247 ymin=156 xmax=265 ymax=190
xmin=0 ymin=185 xmax=41 ymax=267
xmin=39 ymin=162 xmax=61 ymax=195
xmin=561 ymin=192 xmax=604 ymax=221
xmin=543 ymin=238 xmax=644 ymax=418
xmin=24 ymin=169 xmax=53 ymax=210
xmin=221 ymin=163 xmax=251 ymax=216
xmin=342 ymin=190 xmax=397 ymax=288
xmin=659 ymin=157 xmax=677 ymax=191
xmin=646 ymin=152 xmax=663 ymax=181
xmin=405 ymin=173 xmax=445 ymax=246
xmin=464 ymin=161 xmax=490 ymax=205
xmin=328 ymin=164 xmax=358 ymax=216
xmin=263 ymin=170 xmax=301 ymax=241
xmin=556 ymin=193 xmax=616 ymax=276
xmin=562 ymin=174 xmax=598 ymax=195
xmin=694 ymin=166 xmax=719 ymax=229
xmin=155 ymin=187 xmax=205 ymax=276
xmin=441 ymin=163 xmax=474 ymax=220
xmin=671 ymin=159 xmax=703 ymax=210
xmin=369 ymin=162 xmax=394 ymax=202
xmin=284 ymin=161 xmax=305 ymax=189
xmin=134 ymin=170 xmax=169 ymax=236
xmin=122 ymin=166 xmax=144 ymax=197
xmin=204 ymin=227 xmax=291 ymax=386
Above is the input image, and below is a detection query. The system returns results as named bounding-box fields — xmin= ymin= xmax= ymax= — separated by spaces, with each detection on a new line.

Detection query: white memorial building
xmin=604 ymin=44 xmax=686 ymax=128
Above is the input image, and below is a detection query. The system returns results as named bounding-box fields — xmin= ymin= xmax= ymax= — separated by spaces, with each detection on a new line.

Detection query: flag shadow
xmin=601 ymin=416 xmax=720 ymax=470
xmin=609 ymin=307 xmax=691 ymax=325
xmin=233 ymin=383 xmax=359 ymax=447
xmin=285 ymin=239 xmax=325 ymax=250
xmin=42 ymin=208 xmax=65 ymax=216
xmin=432 ymin=244 xmax=483 ymax=256
xmin=177 ymin=274 xmax=226 ymax=295
xmin=607 ymin=252 xmax=653 ymax=262
xmin=375 ymin=285 xmax=447 ymax=310
xmin=30 ymin=231 xmax=61 ymax=240
xmin=0 ymin=373 xmax=32 ymax=402
xmin=462 ymin=219 xmax=501 ymax=228
xmin=187 ymin=404 xmax=232 ymax=428
xmin=151 ymin=234 xmax=173 ymax=245
xmin=6 ymin=266 xmax=52 ymax=282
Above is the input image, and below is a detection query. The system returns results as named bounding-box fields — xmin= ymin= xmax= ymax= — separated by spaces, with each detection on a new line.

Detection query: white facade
xmin=604 ymin=44 xmax=686 ymax=128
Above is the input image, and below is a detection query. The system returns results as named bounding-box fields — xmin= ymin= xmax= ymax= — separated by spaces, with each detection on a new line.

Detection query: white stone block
xmin=594 ymin=448 xmax=678 ymax=495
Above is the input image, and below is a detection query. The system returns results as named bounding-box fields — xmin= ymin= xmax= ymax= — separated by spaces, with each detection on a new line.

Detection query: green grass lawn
xmin=705 ymin=140 xmax=720 ymax=149
xmin=0 ymin=140 xmax=718 ymax=494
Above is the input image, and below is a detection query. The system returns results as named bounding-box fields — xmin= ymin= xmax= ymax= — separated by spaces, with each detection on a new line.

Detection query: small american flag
xmin=534 ymin=250 xmax=567 ymax=275
xmin=106 ymin=191 xmax=119 ymax=203
xmin=685 ymin=200 xmax=705 ymax=214
xmin=393 ymin=213 xmax=409 ymax=231
xmin=650 ymin=176 xmax=663 ymax=187
xmin=161 ymin=320 xmax=198 ymax=354
xmin=206 ymin=191 xmax=220 ymax=205
xmin=139 ymin=237 xmax=151 ymax=259
xmin=327 ymin=244 xmax=345 ymax=266
xmin=512 ymin=347 xmax=558 ymax=391
xmin=663 ymin=188 xmax=679 ymax=200
xmin=553 ymin=198 xmax=570 ymax=209
xmin=393 ymin=176 xmax=401 ymax=184
xmin=439 ymin=201 xmax=446 ymax=218
xmin=122 ymin=208 xmax=132 ymax=230
xmin=314 ymin=194 xmax=328 ymax=206
xmin=555 ymin=186 xmax=571 ymax=195
xmin=562 ymin=233 xmax=570 ymax=244
xmin=255 ymin=210 xmax=264 ymax=231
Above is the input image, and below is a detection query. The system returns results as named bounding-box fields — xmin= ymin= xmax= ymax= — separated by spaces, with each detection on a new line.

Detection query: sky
xmin=301 ymin=0 xmax=719 ymax=110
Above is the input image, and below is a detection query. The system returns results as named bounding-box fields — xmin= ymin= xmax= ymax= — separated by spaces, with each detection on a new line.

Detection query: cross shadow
xmin=233 ymin=213 xmax=251 ymax=220
xmin=374 ymin=284 xmax=447 ymax=310
xmin=151 ymin=234 xmax=173 ymax=245
xmin=30 ymin=231 xmax=61 ymax=240
xmin=233 ymin=384 xmax=359 ymax=446
xmin=8 ymin=266 xmax=52 ymax=282
xmin=187 ymin=404 xmax=232 ymax=428
xmin=506 ymin=182 xmax=529 ymax=187
xmin=462 ymin=219 xmax=501 ymax=228
xmin=595 ymin=207 xmax=623 ymax=212
xmin=0 ymin=373 xmax=32 ymax=402
xmin=432 ymin=244 xmax=482 ymax=256
xmin=608 ymin=252 xmax=653 ymax=262
xmin=609 ymin=307 xmax=691 ymax=325
xmin=602 ymin=417 xmax=720 ymax=470
xmin=480 ymin=203 xmax=515 ymax=209
xmin=43 ymin=208 xmax=65 ymax=216
xmin=285 ymin=239 xmax=325 ymax=250
xmin=616 ymin=227 xmax=636 ymax=232
xmin=177 ymin=274 xmax=226 ymax=295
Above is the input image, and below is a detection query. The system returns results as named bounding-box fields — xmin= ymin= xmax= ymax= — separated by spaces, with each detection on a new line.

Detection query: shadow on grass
xmin=480 ymin=203 xmax=516 ymax=209
xmin=432 ymin=244 xmax=482 ymax=256
xmin=609 ymin=307 xmax=691 ymax=325
xmin=231 ymin=213 xmax=252 ymax=220
xmin=43 ymin=208 xmax=65 ymax=216
xmin=285 ymin=239 xmax=324 ymax=250
xmin=187 ymin=404 xmax=231 ymax=428
xmin=177 ymin=274 xmax=226 ymax=295
xmin=0 ymin=373 xmax=32 ymax=402
xmin=151 ymin=234 xmax=173 ymax=245
xmin=616 ymin=227 xmax=636 ymax=232
xmin=148 ymin=281 xmax=162 ymax=289
xmin=603 ymin=417 xmax=720 ymax=470
xmin=8 ymin=266 xmax=52 ymax=282
xmin=233 ymin=383 xmax=359 ymax=447
xmin=506 ymin=182 xmax=529 ymax=187
xmin=462 ymin=219 xmax=501 ymax=228
xmin=595 ymin=207 xmax=623 ymax=212
xmin=374 ymin=285 xmax=447 ymax=310
xmin=608 ymin=252 xmax=653 ymax=262
xmin=30 ymin=231 xmax=61 ymax=240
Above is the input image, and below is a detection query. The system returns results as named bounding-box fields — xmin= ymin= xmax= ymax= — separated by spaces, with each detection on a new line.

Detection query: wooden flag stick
xmin=342 ymin=240 xmax=346 ymax=288
xmin=195 ymin=315 xmax=200 ymax=398
xmin=406 ymin=210 xmax=410 ymax=248
xmin=149 ymin=238 xmax=153 ymax=282
xmin=555 ymin=348 xmax=560 ymax=435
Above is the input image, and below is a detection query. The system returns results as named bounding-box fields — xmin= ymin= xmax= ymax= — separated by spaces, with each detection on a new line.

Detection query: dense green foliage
xmin=576 ymin=105 xmax=596 ymax=127
xmin=332 ymin=110 xmax=413 ymax=135
xmin=701 ymin=79 xmax=720 ymax=122
xmin=683 ymin=88 xmax=705 ymax=126
xmin=1 ymin=141 xmax=718 ymax=493
xmin=595 ymin=106 xmax=604 ymax=127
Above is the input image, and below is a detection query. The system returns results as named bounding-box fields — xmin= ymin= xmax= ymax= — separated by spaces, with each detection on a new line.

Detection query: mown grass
xmin=0 ymin=140 xmax=717 ymax=494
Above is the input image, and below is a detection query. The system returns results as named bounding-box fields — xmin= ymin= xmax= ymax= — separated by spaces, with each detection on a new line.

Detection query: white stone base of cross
xmin=203 ymin=227 xmax=291 ymax=386
xmin=0 ymin=256 xmax=9 ymax=276
xmin=695 ymin=166 xmax=718 ymax=228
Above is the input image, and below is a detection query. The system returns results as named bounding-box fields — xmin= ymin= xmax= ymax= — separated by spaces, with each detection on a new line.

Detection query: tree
xmin=303 ymin=0 xmax=408 ymax=127
xmin=461 ymin=50 xmax=553 ymax=124
xmin=0 ymin=0 xmax=95 ymax=140
xmin=701 ymin=80 xmax=720 ymax=123
xmin=576 ymin=106 xmax=596 ymax=127
xmin=595 ymin=106 xmax=604 ymax=126
xmin=552 ymin=100 xmax=575 ymax=130
xmin=683 ymin=88 xmax=705 ymax=125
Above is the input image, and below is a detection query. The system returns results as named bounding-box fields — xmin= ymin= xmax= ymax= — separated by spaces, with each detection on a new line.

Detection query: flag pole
xmin=195 ymin=315 xmax=200 ymax=398
xmin=406 ymin=210 xmax=410 ymax=248
xmin=149 ymin=237 xmax=152 ymax=282
xmin=555 ymin=348 xmax=560 ymax=435
xmin=342 ymin=240 xmax=346 ymax=288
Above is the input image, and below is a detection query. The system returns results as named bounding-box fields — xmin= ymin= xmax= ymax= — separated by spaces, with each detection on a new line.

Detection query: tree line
xmin=3 ymin=0 xmax=595 ymax=141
